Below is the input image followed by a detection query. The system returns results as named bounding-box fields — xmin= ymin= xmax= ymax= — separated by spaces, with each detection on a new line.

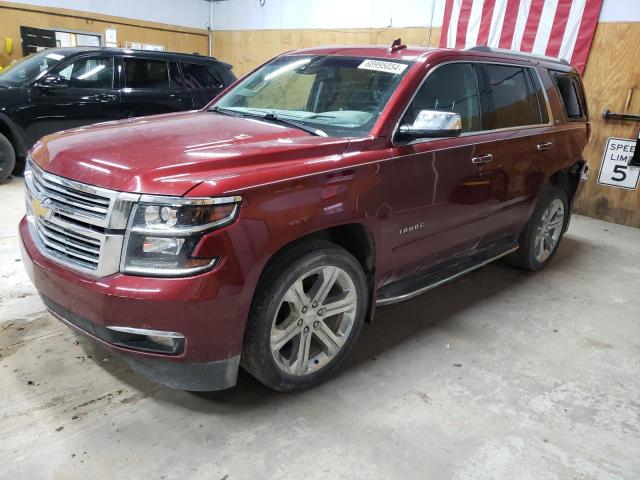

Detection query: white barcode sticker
xmin=358 ymin=59 xmax=408 ymax=75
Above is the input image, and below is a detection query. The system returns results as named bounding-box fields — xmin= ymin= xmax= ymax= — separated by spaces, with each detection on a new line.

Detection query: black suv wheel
xmin=0 ymin=133 xmax=16 ymax=182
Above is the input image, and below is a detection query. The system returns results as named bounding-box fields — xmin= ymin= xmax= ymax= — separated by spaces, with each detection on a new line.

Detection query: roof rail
xmin=466 ymin=45 xmax=569 ymax=65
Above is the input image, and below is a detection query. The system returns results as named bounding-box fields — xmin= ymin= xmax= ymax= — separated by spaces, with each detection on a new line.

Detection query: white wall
xmin=600 ymin=0 xmax=640 ymax=22
xmin=8 ymin=0 xmax=639 ymax=31
xmin=212 ymin=0 xmax=640 ymax=31
xmin=212 ymin=0 xmax=444 ymax=30
xmin=8 ymin=0 xmax=211 ymax=29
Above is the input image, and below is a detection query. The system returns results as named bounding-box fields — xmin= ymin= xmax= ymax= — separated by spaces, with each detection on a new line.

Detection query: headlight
xmin=121 ymin=195 xmax=241 ymax=277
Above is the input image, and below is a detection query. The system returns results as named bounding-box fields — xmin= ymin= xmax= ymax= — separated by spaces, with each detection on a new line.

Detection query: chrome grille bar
xmin=30 ymin=161 xmax=111 ymax=222
xmin=24 ymin=157 xmax=140 ymax=276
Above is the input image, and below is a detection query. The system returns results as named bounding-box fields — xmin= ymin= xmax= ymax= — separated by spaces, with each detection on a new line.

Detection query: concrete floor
xmin=1 ymin=175 xmax=639 ymax=480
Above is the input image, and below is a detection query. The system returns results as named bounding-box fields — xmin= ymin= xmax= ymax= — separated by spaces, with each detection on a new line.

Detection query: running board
xmin=376 ymin=238 xmax=519 ymax=306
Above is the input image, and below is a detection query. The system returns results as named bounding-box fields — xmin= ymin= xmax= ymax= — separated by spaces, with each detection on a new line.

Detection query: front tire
xmin=243 ymin=239 xmax=368 ymax=392
xmin=0 ymin=133 xmax=16 ymax=182
xmin=511 ymin=186 xmax=569 ymax=271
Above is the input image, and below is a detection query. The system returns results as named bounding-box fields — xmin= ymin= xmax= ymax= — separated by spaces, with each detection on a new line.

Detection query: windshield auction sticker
xmin=358 ymin=59 xmax=408 ymax=74
xmin=597 ymin=137 xmax=639 ymax=190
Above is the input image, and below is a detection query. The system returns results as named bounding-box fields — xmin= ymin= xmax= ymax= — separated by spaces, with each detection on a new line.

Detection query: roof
xmin=42 ymin=46 xmax=221 ymax=63
xmin=290 ymin=45 xmax=435 ymax=61
xmin=285 ymin=44 xmax=575 ymax=70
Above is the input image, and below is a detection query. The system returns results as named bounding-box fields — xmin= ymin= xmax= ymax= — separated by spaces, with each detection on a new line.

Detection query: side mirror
xmin=34 ymin=74 xmax=69 ymax=89
xmin=395 ymin=110 xmax=462 ymax=143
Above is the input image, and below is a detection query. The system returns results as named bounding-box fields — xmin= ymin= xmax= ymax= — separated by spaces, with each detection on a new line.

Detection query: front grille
xmin=25 ymin=158 xmax=139 ymax=276
xmin=33 ymin=216 xmax=101 ymax=270
xmin=30 ymin=164 xmax=111 ymax=221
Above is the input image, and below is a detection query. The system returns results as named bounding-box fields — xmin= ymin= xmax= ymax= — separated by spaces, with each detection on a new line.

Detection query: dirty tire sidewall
xmin=0 ymin=133 xmax=16 ymax=182
xmin=242 ymin=239 xmax=368 ymax=392
xmin=514 ymin=186 xmax=569 ymax=272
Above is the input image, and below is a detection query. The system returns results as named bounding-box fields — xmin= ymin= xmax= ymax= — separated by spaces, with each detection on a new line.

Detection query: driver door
xmin=27 ymin=54 xmax=120 ymax=139
xmin=381 ymin=62 xmax=496 ymax=278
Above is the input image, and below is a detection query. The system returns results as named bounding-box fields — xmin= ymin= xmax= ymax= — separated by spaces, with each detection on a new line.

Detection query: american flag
xmin=439 ymin=0 xmax=603 ymax=73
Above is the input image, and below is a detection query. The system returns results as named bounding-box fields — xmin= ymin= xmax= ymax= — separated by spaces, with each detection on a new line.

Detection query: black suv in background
xmin=0 ymin=47 xmax=236 ymax=180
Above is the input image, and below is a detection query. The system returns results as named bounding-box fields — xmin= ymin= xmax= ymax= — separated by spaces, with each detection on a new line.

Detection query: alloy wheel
xmin=270 ymin=265 xmax=358 ymax=376
xmin=534 ymin=198 xmax=565 ymax=263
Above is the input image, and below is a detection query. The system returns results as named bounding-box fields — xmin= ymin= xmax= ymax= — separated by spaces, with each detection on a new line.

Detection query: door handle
xmin=89 ymin=94 xmax=117 ymax=102
xmin=537 ymin=141 xmax=553 ymax=151
xmin=472 ymin=154 xmax=493 ymax=165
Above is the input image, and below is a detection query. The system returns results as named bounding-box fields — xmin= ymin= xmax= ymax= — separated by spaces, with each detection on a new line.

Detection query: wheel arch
xmin=0 ymin=113 xmax=29 ymax=159
xmin=548 ymin=160 xmax=583 ymax=204
xmin=255 ymin=222 xmax=377 ymax=322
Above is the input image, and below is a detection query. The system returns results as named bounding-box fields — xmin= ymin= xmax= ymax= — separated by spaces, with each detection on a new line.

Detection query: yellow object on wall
xmin=5 ymin=36 xmax=12 ymax=55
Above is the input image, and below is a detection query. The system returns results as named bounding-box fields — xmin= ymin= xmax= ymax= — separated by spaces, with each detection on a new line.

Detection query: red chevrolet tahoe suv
xmin=20 ymin=44 xmax=589 ymax=392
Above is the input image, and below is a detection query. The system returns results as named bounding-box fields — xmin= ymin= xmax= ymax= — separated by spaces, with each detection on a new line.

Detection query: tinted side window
xmin=530 ymin=69 xmax=549 ymax=124
xmin=56 ymin=56 xmax=114 ymax=89
xmin=180 ymin=63 xmax=223 ymax=89
xmin=483 ymin=64 xmax=542 ymax=129
xmin=403 ymin=63 xmax=482 ymax=133
xmin=552 ymin=72 xmax=586 ymax=120
xmin=124 ymin=58 xmax=169 ymax=89
xmin=168 ymin=62 xmax=182 ymax=87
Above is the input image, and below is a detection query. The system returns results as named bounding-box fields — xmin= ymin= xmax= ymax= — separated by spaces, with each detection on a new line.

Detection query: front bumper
xmin=19 ymin=216 xmax=247 ymax=391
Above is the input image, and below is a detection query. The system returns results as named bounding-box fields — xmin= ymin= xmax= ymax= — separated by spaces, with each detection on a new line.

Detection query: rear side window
xmin=551 ymin=72 xmax=587 ymax=120
xmin=124 ymin=58 xmax=169 ymax=89
xmin=168 ymin=62 xmax=182 ymax=87
xmin=482 ymin=64 xmax=543 ymax=129
xmin=180 ymin=63 xmax=223 ymax=90
xmin=404 ymin=63 xmax=482 ymax=133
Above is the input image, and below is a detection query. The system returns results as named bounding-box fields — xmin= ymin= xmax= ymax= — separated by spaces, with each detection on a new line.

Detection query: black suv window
xmin=482 ymin=64 xmax=542 ymax=129
xmin=551 ymin=72 xmax=587 ymax=120
xmin=124 ymin=58 xmax=169 ymax=89
xmin=179 ymin=62 xmax=223 ymax=90
xmin=56 ymin=56 xmax=114 ymax=89
xmin=404 ymin=63 xmax=482 ymax=133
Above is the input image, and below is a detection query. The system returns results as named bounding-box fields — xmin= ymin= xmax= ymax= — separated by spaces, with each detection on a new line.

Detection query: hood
xmin=32 ymin=111 xmax=353 ymax=196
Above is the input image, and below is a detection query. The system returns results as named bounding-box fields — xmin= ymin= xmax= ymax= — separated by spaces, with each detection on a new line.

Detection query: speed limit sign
xmin=597 ymin=137 xmax=639 ymax=190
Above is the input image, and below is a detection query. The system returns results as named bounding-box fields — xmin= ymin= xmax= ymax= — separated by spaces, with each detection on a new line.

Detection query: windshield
xmin=0 ymin=50 xmax=67 ymax=85
xmin=213 ymin=55 xmax=413 ymax=137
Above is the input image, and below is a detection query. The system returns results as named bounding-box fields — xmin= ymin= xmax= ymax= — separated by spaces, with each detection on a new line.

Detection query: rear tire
xmin=242 ymin=239 xmax=368 ymax=392
xmin=0 ymin=133 xmax=16 ymax=182
xmin=511 ymin=186 xmax=569 ymax=272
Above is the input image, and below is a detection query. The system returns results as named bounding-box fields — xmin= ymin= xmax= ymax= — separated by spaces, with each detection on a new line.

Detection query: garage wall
xmin=0 ymin=1 xmax=209 ymax=67
xmin=573 ymin=22 xmax=640 ymax=227
xmin=211 ymin=0 xmax=444 ymax=30
xmin=213 ymin=1 xmax=640 ymax=228
xmin=214 ymin=27 xmax=441 ymax=77
xmin=4 ymin=0 xmax=210 ymax=29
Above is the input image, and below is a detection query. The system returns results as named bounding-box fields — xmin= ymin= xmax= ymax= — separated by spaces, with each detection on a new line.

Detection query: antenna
xmin=389 ymin=38 xmax=407 ymax=53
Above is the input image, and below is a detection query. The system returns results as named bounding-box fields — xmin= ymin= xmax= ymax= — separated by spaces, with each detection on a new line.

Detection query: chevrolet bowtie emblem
xmin=31 ymin=197 xmax=52 ymax=220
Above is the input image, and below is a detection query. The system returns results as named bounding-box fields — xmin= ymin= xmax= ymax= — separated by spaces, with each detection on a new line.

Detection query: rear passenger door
xmin=119 ymin=57 xmax=192 ymax=118
xmin=179 ymin=62 xmax=225 ymax=108
xmin=477 ymin=63 xmax=555 ymax=239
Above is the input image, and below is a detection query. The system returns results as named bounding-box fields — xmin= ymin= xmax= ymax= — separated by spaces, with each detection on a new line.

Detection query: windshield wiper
xmin=208 ymin=106 xmax=244 ymax=117
xmin=210 ymin=107 xmax=327 ymax=137
xmin=257 ymin=111 xmax=327 ymax=137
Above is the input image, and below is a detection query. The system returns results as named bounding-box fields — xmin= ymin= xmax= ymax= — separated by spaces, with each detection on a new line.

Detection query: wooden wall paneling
xmin=213 ymin=26 xmax=441 ymax=78
xmin=0 ymin=1 xmax=208 ymax=67
xmin=575 ymin=22 xmax=640 ymax=227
